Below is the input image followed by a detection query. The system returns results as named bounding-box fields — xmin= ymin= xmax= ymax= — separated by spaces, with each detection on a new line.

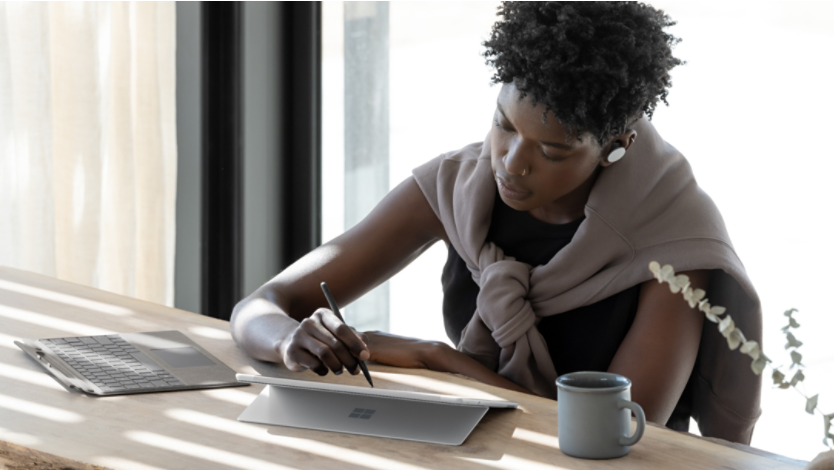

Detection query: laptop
xmin=236 ymin=374 xmax=519 ymax=446
xmin=16 ymin=330 xmax=247 ymax=395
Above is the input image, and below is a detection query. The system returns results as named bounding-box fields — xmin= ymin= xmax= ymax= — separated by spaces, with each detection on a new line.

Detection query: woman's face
xmin=490 ymin=83 xmax=633 ymax=223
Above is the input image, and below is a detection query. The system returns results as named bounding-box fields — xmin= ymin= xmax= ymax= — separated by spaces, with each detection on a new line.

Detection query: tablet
xmin=236 ymin=373 xmax=518 ymax=445
xmin=235 ymin=374 xmax=518 ymax=409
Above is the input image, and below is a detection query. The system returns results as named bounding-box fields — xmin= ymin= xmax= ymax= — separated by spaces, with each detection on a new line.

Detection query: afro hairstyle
xmin=483 ymin=1 xmax=685 ymax=146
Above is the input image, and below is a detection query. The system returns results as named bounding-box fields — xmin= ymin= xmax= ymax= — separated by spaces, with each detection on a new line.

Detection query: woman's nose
xmin=502 ymin=140 xmax=530 ymax=176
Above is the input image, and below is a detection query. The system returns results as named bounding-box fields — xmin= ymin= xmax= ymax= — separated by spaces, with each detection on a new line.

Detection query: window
xmin=322 ymin=1 xmax=500 ymax=339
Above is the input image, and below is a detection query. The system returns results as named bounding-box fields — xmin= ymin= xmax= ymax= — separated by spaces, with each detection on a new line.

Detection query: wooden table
xmin=0 ymin=266 xmax=807 ymax=470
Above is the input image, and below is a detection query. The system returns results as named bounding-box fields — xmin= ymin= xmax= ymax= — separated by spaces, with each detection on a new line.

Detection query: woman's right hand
xmin=280 ymin=308 xmax=370 ymax=376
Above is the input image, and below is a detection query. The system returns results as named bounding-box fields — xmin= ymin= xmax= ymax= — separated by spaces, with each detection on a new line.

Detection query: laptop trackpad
xmin=151 ymin=347 xmax=216 ymax=368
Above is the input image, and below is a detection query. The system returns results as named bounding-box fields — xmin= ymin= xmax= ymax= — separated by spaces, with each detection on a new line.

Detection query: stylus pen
xmin=320 ymin=282 xmax=374 ymax=388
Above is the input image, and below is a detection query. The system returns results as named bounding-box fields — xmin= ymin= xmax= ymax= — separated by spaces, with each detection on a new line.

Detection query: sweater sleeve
xmin=411 ymin=154 xmax=443 ymax=220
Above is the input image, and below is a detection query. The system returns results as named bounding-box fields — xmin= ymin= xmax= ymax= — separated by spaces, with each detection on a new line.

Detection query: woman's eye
xmin=542 ymin=151 xmax=566 ymax=162
xmin=493 ymin=118 xmax=514 ymax=133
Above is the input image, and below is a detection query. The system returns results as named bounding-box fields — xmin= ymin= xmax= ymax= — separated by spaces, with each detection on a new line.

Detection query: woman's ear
xmin=600 ymin=130 xmax=638 ymax=167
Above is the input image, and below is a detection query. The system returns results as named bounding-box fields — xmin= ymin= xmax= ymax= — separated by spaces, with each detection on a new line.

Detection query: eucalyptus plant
xmin=648 ymin=261 xmax=834 ymax=448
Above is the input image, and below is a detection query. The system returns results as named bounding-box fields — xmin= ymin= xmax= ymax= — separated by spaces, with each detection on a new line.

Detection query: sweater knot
xmin=475 ymin=242 xmax=535 ymax=348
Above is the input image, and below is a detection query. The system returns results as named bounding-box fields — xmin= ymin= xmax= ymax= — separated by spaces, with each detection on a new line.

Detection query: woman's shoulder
xmin=411 ymin=136 xmax=493 ymax=222
xmin=413 ymin=139 xmax=486 ymax=178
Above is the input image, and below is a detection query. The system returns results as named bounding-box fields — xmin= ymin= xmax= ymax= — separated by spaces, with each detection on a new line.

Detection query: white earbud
xmin=607 ymin=142 xmax=626 ymax=163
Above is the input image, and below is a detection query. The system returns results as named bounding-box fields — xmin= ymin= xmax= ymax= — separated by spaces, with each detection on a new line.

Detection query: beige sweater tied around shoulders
xmin=411 ymin=116 xmax=763 ymax=444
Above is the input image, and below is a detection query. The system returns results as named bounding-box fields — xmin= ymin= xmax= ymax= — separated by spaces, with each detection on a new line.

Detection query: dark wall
xmin=201 ymin=2 xmax=243 ymax=319
xmin=175 ymin=2 xmax=321 ymax=320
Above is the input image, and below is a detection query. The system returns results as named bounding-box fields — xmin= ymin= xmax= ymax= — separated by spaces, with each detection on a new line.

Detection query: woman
xmin=231 ymin=2 xmax=762 ymax=444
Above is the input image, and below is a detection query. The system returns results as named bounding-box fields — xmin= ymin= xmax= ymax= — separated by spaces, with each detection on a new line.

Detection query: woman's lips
xmin=497 ymin=177 xmax=531 ymax=201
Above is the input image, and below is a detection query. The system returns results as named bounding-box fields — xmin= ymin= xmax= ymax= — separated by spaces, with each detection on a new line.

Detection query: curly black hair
xmin=484 ymin=1 xmax=684 ymax=146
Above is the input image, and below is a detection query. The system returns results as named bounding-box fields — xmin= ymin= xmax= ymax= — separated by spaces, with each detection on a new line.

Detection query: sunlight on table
xmin=0 ymin=332 xmax=22 ymax=349
xmin=0 ymin=426 xmax=41 ymax=447
xmin=165 ymin=408 xmax=431 ymax=470
xmin=0 ymin=362 xmax=65 ymax=391
xmin=187 ymin=325 xmax=232 ymax=340
xmin=0 ymin=278 xmax=133 ymax=316
xmin=513 ymin=428 xmax=561 ymax=450
xmin=126 ymin=430 xmax=296 ymax=470
xmin=0 ymin=305 xmax=113 ymax=336
xmin=0 ymin=393 xmax=84 ymax=423
xmin=201 ymin=387 xmax=261 ymax=407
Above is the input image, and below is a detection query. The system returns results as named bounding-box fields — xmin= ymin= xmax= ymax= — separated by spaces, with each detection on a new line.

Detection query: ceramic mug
xmin=556 ymin=371 xmax=646 ymax=459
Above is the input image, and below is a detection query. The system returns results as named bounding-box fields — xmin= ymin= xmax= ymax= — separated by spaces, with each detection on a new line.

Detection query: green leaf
xmin=710 ymin=305 xmax=726 ymax=315
xmin=719 ymin=315 xmax=735 ymax=336
xmin=789 ymin=369 xmax=805 ymax=386
xmin=727 ymin=328 xmax=745 ymax=350
xmin=790 ymin=350 xmax=804 ymax=368
xmin=772 ymin=369 xmax=785 ymax=385
xmin=824 ymin=413 xmax=834 ymax=447
xmin=751 ymin=353 xmax=768 ymax=375
xmin=674 ymin=274 xmax=690 ymax=291
xmin=782 ymin=317 xmax=800 ymax=332
xmin=806 ymin=394 xmax=819 ymax=415
xmin=783 ymin=308 xmax=798 ymax=317
xmin=784 ymin=332 xmax=803 ymax=350
xmin=741 ymin=340 xmax=760 ymax=360
xmin=660 ymin=264 xmax=674 ymax=284
xmin=700 ymin=302 xmax=727 ymax=323
xmin=683 ymin=287 xmax=705 ymax=308
xmin=701 ymin=301 xmax=718 ymax=323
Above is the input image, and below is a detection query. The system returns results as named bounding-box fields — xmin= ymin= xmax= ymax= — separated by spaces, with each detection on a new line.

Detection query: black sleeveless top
xmin=441 ymin=192 xmax=692 ymax=430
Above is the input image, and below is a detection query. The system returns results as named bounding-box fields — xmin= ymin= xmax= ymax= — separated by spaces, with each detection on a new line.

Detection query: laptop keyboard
xmin=41 ymin=335 xmax=184 ymax=392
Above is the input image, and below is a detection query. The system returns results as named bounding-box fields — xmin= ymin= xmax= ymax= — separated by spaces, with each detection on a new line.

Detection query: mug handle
xmin=617 ymin=399 xmax=646 ymax=447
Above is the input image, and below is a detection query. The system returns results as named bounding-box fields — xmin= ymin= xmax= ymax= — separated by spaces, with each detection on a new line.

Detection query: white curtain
xmin=0 ymin=2 xmax=177 ymax=306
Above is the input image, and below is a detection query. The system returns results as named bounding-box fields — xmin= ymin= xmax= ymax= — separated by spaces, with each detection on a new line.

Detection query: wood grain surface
xmin=0 ymin=266 xmax=807 ymax=470
xmin=0 ymin=439 xmax=111 ymax=470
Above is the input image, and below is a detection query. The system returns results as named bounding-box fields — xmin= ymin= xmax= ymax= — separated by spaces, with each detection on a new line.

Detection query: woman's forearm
xmin=428 ymin=343 xmax=532 ymax=395
xmin=360 ymin=332 xmax=532 ymax=395
xmin=230 ymin=294 xmax=299 ymax=364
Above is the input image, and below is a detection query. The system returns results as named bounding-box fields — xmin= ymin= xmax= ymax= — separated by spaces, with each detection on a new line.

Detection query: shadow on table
xmin=263 ymin=407 xmax=517 ymax=463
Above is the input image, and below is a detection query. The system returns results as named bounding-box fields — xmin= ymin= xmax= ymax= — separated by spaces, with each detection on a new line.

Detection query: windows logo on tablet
xmin=349 ymin=408 xmax=376 ymax=419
